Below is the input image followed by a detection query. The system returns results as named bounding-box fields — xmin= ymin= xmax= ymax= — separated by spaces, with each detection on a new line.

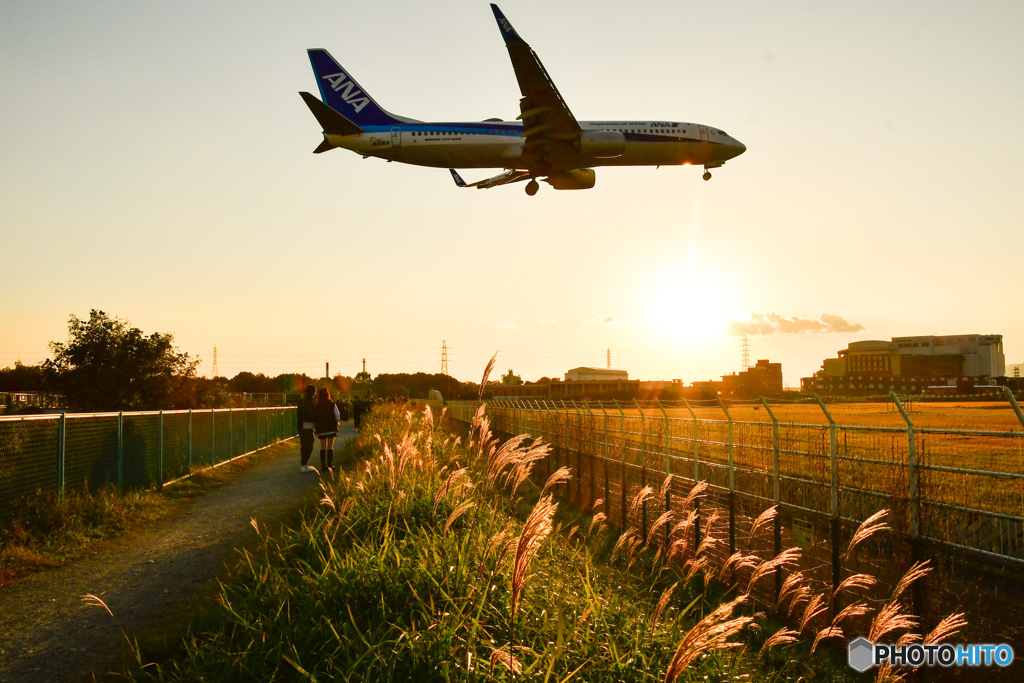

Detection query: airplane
xmin=299 ymin=4 xmax=746 ymax=196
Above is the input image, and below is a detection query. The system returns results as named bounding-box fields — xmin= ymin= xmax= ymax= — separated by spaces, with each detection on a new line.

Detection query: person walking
xmin=315 ymin=387 xmax=341 ymax=473
xmin=296 ymin=385 xmax=317 ymax=472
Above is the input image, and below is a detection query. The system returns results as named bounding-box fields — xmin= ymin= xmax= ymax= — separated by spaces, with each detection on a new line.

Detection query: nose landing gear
xmin=525 ymin=179 xmax=539 ymax=196
xmin=702 ymin=170 xmax=712 ymax=181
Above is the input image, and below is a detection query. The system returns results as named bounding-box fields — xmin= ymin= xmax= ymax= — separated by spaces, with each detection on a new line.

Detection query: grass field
xmin=118 ymin=403 xmax=980 ymax=682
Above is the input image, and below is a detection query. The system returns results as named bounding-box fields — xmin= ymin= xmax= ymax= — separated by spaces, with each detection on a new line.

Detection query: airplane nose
xmin=733 ymin=139 xmax=747 ymax=156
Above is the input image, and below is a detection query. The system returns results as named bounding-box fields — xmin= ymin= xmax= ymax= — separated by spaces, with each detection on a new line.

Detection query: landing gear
xmin=702 ymin=171 xmax=712 ymax=181
xmin=525 ymin=179 xmax=539 ymax=196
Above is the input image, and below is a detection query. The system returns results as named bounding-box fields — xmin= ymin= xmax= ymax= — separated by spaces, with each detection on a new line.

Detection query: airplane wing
xmin=450 ymin=168 xmax=532 ymax=189
xmin=490 ymin=4 xmax=581 ymax=156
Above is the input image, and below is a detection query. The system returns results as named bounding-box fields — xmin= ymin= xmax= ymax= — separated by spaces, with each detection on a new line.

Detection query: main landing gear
xmin=525 ymin=179 xmax=539 ymax=196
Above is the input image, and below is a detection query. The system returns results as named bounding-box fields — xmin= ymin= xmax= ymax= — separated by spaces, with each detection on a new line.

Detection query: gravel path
xmin=0 ymin=424 xmax=354 ymax=682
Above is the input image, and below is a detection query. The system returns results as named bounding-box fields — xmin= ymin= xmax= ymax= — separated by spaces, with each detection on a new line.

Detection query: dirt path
xmin=0 ymin=424 xmax=355 ymax=682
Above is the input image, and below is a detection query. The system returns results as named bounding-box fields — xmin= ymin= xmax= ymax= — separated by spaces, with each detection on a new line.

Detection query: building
xmin=718 ymin=359 xmax=784 ymax=400
xmin=801 ymin=334 xmax=1005 ymax=395
xmin=565 ymin=367 xmax=628 ymax=382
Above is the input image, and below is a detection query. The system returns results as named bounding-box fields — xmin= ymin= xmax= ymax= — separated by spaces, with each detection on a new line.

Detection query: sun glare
xmin=640 ymin=265 xmax=735 ymax=343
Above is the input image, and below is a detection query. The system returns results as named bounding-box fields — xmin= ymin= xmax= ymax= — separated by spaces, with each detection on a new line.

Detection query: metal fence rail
xmin=446 ymin=393 xmax=1024 ymax=645
xmin=0 ymin=407 xmax=297 ymax=505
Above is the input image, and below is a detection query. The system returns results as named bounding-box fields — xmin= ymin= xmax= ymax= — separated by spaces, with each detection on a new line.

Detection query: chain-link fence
xmin=447 ymin=392 xmax=1024 ymax=647
xmin=0 ymin=407 xmax=297 ymax=505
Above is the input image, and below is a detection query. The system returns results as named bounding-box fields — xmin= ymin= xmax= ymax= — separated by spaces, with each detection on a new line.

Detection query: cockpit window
xmin=717 ymin=130 xmax=727 ymax=135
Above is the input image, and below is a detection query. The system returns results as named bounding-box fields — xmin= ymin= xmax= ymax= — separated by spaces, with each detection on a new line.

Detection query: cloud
xmin=493 ymin=320 xmax=521 ymax=332
xmin=726 ymin=313 xmax=865 ymax=336
xmin=585 ymin=316 xmax=619 ymax=325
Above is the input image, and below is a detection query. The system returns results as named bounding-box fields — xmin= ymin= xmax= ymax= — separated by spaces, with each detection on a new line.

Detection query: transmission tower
xmin=212 ymin=345 xmax=218 ymax=378
xmin=1015 ymin=365 xmax=1020 ymax=378
xmin=441 ymin=340 xmax=449 ymax=375
xmin=741 ymin=335 xmax=751 ymax=371
xmin=607 ymin=348 xmax=611 ymax=369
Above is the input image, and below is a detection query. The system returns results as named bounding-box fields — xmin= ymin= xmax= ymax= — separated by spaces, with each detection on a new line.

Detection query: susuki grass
xmin=118 ymin=399 xmax=963 ymax=682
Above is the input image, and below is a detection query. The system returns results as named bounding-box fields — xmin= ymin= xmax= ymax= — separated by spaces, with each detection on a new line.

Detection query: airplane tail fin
xmin=307 ymin=49 xmax=411 ymax=127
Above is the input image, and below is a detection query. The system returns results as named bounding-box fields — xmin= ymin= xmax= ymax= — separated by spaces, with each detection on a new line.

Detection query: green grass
xmin=122 ymin=404 xmax=861 ymax=683
xmin=0 ymin=443 xmax=288 ymax=587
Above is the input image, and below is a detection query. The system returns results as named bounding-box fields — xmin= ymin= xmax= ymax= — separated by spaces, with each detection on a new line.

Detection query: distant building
xmin=489 ymin=365 xmax=637 ymax=400
xmin=719 ymin=359 xmax=784 ymax=399
xmin=565 ymin=367 xmax=628 ymax=382
xmin=801 ymin=334 xmax=1005 ymax=395
xmin=502 ymin=369 xmax=522 ymax=386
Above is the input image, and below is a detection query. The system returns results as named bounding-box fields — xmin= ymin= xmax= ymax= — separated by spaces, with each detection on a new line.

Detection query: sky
xmin=2 ymin=1 xmax=1022 ymax=388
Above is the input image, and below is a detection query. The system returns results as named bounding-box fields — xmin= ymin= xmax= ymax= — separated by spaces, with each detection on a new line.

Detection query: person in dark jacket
xmin=315 ymin=387 xmax=341 ymax=473
xmin=296 ymin=385 xmax=317 ymax=472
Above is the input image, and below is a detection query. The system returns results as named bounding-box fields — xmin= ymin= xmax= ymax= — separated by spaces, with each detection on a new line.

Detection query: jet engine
xmin=577 ymin=131 xmax=625 ymax=158
xmin=546 ymin=168 xmax=596 ymax=190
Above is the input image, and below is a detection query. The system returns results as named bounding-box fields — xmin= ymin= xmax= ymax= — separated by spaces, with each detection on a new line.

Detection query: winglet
xmin=449 ymin=169 xmax=468 ymax=187
xmin=490 ymin=4 xmax=526 ymax=44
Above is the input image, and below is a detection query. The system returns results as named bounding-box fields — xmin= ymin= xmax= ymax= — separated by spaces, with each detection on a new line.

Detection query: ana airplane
xmin=299 ymin=4 xmax=746 ymax=195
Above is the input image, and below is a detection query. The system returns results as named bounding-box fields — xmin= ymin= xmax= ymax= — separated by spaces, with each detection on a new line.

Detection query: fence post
xmin=188 ymin=409 xmax=192 ymax=472
xmin=815 ymin=393 xmax=841 ymax=612
xmin=633 ymin=399 xmax=648 ymax=542
xmin=889 ymin=391 xmax=919 ymax=540
xmin=1005 ymin=386 xmax=1024 ymax=429
xmin=890 ymin=389 xmax=922 ymax=621
xmin=613 ymin=399 xmax=627 ymax=530
xmin=717 ymin=398 xmax=736 ymax=555
xmin=656 ymin=399 xmax=671 ymax=547
xmin=243 ymin=407 xmax=247 ymax=454
xmin=57 ymin=411 xmax=66 ymax=500
xmin=571 ymin=400 xmax=582 ymax=504
xmin=600 ymin=402 xmax=610 ymax=515
xmin=682 ymin=398 xmax=700 ymax=549
xmin=211 ymin=409 xmax=216 ymax=466
xmin=760 ymin=396 xmax=782 ymax=600
xmin=158 ymin=410 xmax=164 ymax=489
xmin=117 ymin=410 xmax=124 ymax=492
xmin=229 ymin=408 xmax=233 ymax=459
xmin=585 ymin=401 xmax=596 ymax=510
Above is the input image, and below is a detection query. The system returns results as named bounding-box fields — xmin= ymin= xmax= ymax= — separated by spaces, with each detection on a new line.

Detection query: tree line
xmin=1 ymin=310 xmax=480 ymax=414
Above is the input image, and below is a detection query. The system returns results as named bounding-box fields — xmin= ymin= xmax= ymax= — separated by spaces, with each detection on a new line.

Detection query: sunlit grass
xmin=119 ymin=403 xmax=910 ymax=682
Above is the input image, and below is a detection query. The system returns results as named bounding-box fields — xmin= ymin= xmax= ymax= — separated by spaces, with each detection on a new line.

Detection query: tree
xmin=44 ymin=310 xmax=199 ymax=411
xmin=0 ymin=361 xmax=45 ymax=392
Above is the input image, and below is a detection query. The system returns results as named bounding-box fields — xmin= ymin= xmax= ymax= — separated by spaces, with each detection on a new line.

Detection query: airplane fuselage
xmin=325 ymin=119 xmax=745 ymax=172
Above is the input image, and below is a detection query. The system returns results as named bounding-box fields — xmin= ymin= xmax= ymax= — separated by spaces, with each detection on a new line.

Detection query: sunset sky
xmin=2 ymin=1 xmax=1022 ymax=387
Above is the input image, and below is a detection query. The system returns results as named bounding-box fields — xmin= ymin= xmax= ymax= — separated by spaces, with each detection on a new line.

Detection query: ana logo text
xmin=320 ymin=72 xmax=370 ymax=113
